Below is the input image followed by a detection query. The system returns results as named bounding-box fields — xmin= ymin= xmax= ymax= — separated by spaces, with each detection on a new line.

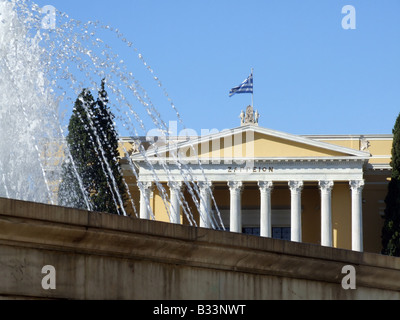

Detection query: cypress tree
xmin=91 ymin=79 xmax=127 ymax=215
xmin=58 ymin=88 xmax=97 ymax=210
xmin=381 ymin=113 xmax=400 ymax=256
xmin=58 ymin=81 xmax=127 ymax=215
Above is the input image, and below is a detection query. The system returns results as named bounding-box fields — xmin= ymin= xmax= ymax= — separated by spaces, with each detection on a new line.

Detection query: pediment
xmin=131 ymin=125 xmax=370 ymax=161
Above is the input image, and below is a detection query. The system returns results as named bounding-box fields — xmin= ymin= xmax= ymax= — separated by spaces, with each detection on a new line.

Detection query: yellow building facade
xmin=120 ymin=107 xmax=392 ymax=255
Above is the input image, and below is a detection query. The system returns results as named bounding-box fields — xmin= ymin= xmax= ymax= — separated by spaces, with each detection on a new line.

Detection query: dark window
xmin=243 ymin=227 xmax=260 ymax=236
xmin=226 ymin=227 xmax=291 ymax=241
xmin=272 ymin=227 xmax=291 ymax=241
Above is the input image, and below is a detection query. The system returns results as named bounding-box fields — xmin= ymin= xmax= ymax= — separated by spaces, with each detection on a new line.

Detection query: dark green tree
xmin=382 ymin=113 xmax=400 ymax=256
xmin=58 ymin=81 xmax=127 ymax=215
xmin=91 ymin=79 xmax=127 ymax=215
xmin=58 ymin=88 xmax=97 ymax=210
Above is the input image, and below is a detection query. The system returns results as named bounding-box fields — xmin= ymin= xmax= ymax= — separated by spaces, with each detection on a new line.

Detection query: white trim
xmin=302 ymin=134 xmax=393 ymax=141
xmin=365 ymin=163 xmax=392 ymax=170
xmin=370 ymin=155 xmax=391 ymax=159
xmin=137 ymin=160 xmax=365 ymax=183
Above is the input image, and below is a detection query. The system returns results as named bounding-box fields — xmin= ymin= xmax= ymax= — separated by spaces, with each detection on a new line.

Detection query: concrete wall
xmin=0 ymin=198 xmax=399 ymax=300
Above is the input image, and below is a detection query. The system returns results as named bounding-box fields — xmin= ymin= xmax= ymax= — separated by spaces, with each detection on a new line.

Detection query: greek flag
xmin=229 ymin=73 xmax=253 ymax=97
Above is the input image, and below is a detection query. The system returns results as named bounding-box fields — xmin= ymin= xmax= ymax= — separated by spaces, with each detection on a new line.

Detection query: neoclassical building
xmin=119 ymin=107 xmax=392 ymax=254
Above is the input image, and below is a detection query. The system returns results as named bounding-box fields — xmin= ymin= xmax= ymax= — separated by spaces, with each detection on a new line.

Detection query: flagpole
xmin=251 ymin=68 xmax=254 ymax=108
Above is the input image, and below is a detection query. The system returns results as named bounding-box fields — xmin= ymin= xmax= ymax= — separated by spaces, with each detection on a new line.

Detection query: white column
xmin=258 ymin=181 xmax=274 ymax=238
xmin=198 ymin=181 xmax=213 ymax=229
xmin=319 ymin=180 xmax=334 ymax=247
xmin=228 ymin=181 xmax=243 ymax=233
xmin=289 ymin=181 xmax=303 ymax=242
xmin=350 ymin=180 xmax=365 ymax=252
xmin=138 ymin=181 xmax=154 ymax=220
xmin=168 ymin=181 xmax=183 ymax=224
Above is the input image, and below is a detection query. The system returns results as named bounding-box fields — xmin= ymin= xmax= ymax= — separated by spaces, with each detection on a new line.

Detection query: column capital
xmin=168 ymin=180 xmax=184 ymax=191
xmin=319 ymin=180 xmax=334 ymax=193
xmin=289 ymin=181 xmax=304 ymax=193
xmin=349 ymin=180 xmax=365 ymax=193
xmin=258 ymin=181 xmax=274 ymax=193
xmin=197 ymin=180 xmax=213 ymax=190
xmin=228 ymin=181 xmax=243 ymax=192
xmin=138 ymin=181 xmax=154 ymax=191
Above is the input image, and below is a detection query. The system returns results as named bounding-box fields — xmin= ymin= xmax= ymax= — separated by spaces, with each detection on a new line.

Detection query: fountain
xmin=0 ymin=0 xmax=59 ymax=204
xmin=0 ymin=0 xmax=224 ymax=230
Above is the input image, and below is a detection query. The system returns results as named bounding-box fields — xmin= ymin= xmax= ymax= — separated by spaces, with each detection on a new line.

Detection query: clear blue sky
xmin=32 ymin=0 xmax=400 ymax=136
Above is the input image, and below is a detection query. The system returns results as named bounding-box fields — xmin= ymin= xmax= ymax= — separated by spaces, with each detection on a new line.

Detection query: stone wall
xmin=0 ymin=198 xmax=399 ymax=300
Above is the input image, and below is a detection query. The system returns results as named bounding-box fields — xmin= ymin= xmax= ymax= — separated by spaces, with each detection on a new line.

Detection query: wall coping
xmin=0 ymin=197 xmax=399 ymax=294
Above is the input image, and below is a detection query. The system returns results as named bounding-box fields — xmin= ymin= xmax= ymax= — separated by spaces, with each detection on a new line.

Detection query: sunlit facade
xmin=120 ymin=107 xmax=392 ymax=254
